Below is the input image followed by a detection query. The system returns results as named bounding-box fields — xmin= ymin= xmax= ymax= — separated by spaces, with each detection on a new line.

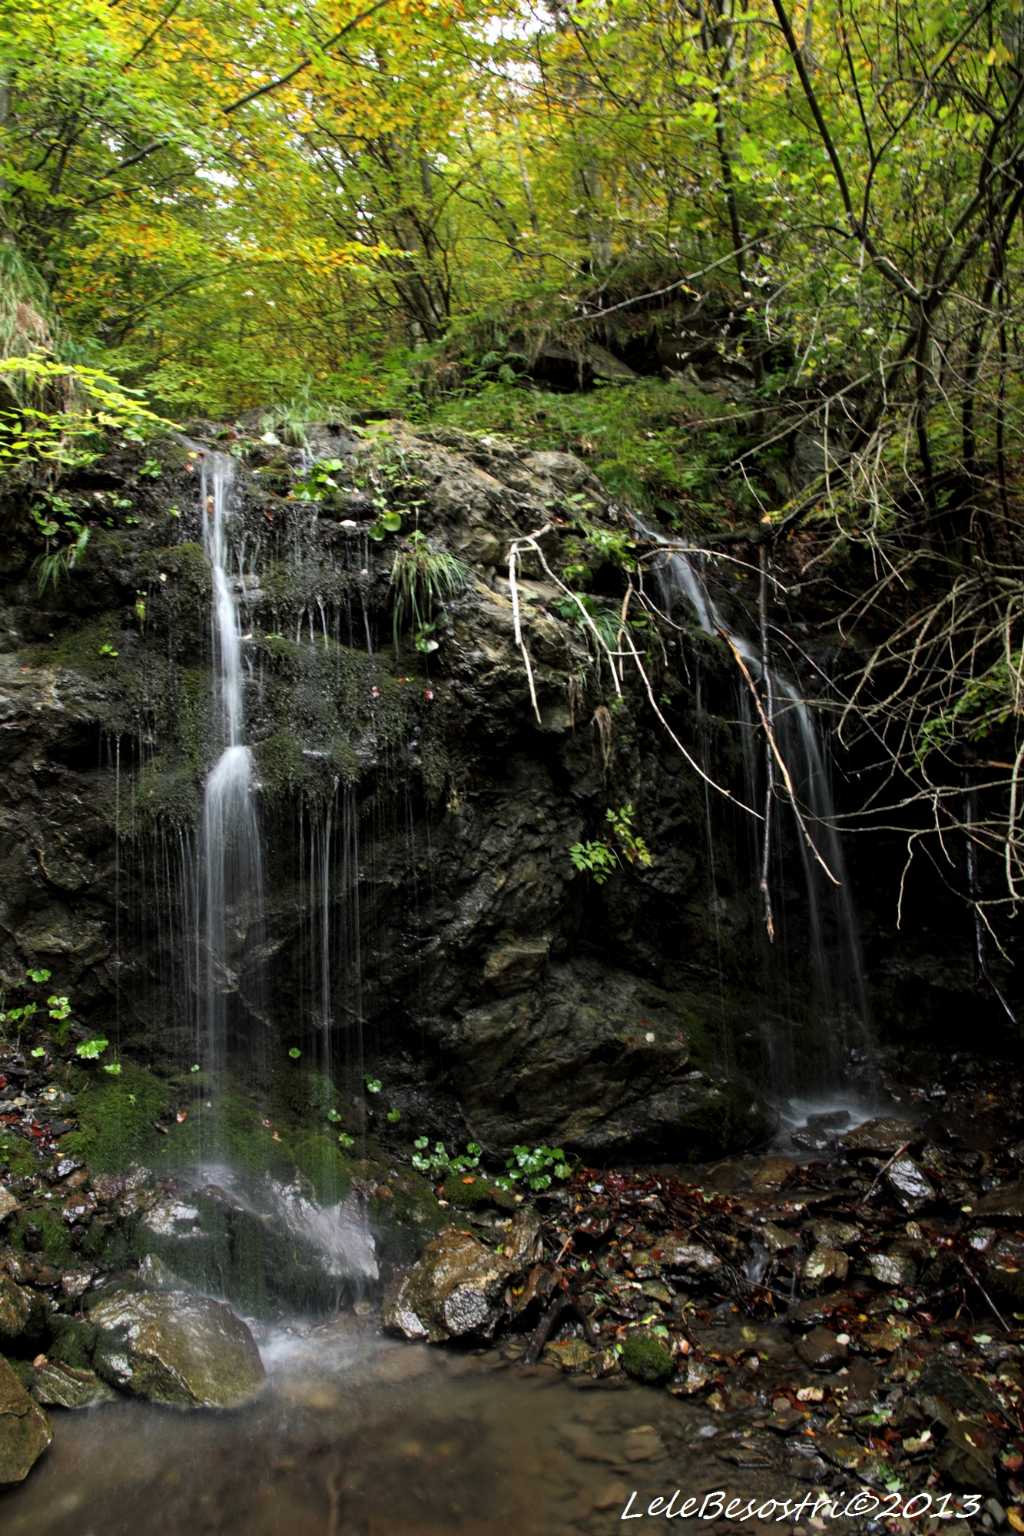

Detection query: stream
xmin=1 ymin=1319 xmax=816 ymax=1536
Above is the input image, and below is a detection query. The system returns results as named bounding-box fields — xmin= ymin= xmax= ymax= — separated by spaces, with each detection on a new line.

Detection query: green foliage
xmin=0 ymin=353 xmax=169 ymax=477
xmin=75 ymin=1037 xmax=109 ymax=1060
xmin=570 ymin=804 xmax=653 ymax=884
xmin=0 ymin=969 xmax=76 ymax=1045
xmin=389 ymin=531 xmax=470 ymax=655
xmin=411 ymin=1138 xmax=482 ymax=1179
xmin=498 ymin=1144 xmax=573 ymax=1193
xmin=915 ymin=661 xmax=1016 ymax=765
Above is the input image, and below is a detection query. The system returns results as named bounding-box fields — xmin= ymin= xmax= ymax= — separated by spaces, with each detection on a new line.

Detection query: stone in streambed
xmin=802 ymin=1246 xmax=849 ymax=1290
xmin=795 ymin=1327 xmax=848 ymax=1371
xmin=382 ymin=1228 xmax=515 ymax=1343
xmin=0 ymin=1355 xmax=52 ymax=1486
xmin=30 ymin=1361 xmax=116 ymax=1410
xmin=89 ymin=1289 xmax=265 ymax=1409
xmin=841 ymin=1118 xmax=919 ymax=1156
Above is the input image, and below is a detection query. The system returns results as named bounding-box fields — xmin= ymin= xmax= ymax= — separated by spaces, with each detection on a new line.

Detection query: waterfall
xmin=199 ymin=451 xmax=264 ymax=1121
xmin=646 ymin=530 xmax=871 ymax=1094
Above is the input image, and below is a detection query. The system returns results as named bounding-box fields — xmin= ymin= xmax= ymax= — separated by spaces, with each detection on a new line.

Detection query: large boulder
xmin=383 ymin=1228 xmax=515 ymax=1343
xmin=441 ymin=961 xmax=775 ymax=1158
xmin=90 ymin=1289 xmax=265 ymax=1408
xmin=0 ymin=1355 xmax=52 ymax=1486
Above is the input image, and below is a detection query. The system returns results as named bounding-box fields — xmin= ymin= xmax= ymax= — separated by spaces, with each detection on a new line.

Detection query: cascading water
xmin=646 ymin=528 xmax=872 ymax=1098
xmin=198 ymin=451 xmax=264 ymax=1133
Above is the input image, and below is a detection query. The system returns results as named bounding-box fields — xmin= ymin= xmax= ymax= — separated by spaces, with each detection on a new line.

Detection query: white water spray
xmin=199 ymin=452 xmax=263 ymax=1101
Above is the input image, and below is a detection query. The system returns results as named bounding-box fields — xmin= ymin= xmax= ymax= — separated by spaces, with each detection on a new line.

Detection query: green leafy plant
xmin=390 ymin=531 xmax=469 ymax=655
xmin=496 ymin=1144 xmax=572 ymax=1193
xmin=386 ymin=1106 xmax=401 ymax=1124
xmin=337 ymin=1131 xmax=355 ymax=1151
xmin=569 ymin=804 xmax=653 ymax=884
xmin=411 ymin=1138 xmax=482 ymax=1178
xmin=76 ymin=1037 xmax=109 ymax=1060
xmin=97 ymin=642 xmax=118 ymax=658
xmin=288 ymin=1046 xmax=302 ymax=1059
xmin=0 ymin=969 xmax=75 ymax=1046
xmin=294 ymin=456 xmax=346 ymax=501
xmin=364 ymin=1075 xmax=382 ymax=1095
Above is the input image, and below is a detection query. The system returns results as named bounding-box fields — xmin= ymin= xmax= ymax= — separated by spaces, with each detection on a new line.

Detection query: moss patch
xmin=0 ymin=1131 xmax=39 ymax=1180
xmin=441 ymin=1172 xmax=517 ymax=1211
xmin=62 ymin=1063 xmax=170 ymax=1173
xmin=620 ymin=1332 xmax=674 ymax=1384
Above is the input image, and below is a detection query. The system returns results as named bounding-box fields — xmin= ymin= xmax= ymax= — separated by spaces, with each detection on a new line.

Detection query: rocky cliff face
xmin=0 ymin=419 xmax=945 ymax=1161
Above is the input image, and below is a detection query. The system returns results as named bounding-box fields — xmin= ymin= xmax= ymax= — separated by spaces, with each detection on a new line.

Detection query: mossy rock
xmin=0 ymin=1355 xmax=52 ymax=1486
xmin=62 ymin=1062 xmax=170 ymax=1173
xmin=620 ymin=1332 xmax=674 ymax=1384
xmin=132 ymin=756 xmax=200 ymax=830
xmin=441 ymin=1173 xmax=517 ymax=1211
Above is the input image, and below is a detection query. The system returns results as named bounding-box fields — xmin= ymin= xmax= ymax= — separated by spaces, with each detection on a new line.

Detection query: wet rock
xmin=795 ymin=1327 xmax=848 ymax=1370
xmin=90 ymin=1289 xmax=265 ymax=1409
xmin=802 ymin=1246 xmax=849 ymax=1290
xmin=444 ymin=962 xmax=774 ymax=1160
xmin=137 ymin=1253 xmax=188 ymax=1291
xmin=974 ymin=1180 xmax=1024 ymax=1221
xmin=499 ymin=1208 xmax=543 ymax=1270
xmin=669 ymin=1357 xmax=711 ymax=1396
xmin=623 ymin=1424 xmax=666 ymax=1462
xmin=382 ymin=1228 xmax=515 ymax=1343
xmin=660 ymin=1238 xmax=721 ymax=1276
xmin=884 ymin=1156 xmax=936 ymax=1211
xmin=841 ymin=1118 xmax=918 ymax=1155
xmin=30 ymin=1361 xmax=116 ymax=1410
xmin=761 ymin=1222 xmax=800 ymax=1253
xmin=0 ymin=1272 xmax=33 ymax=1342
xmin=750 ymin=1157 xmax=798 ymax=1191
xmin=544 ymin=1338 xmax=595 ymax=1373
xmin=866 ymin=1249 xmax=918 ymax=1286
xmin=917 ymin=1357 xmax=1001 ymax=1493
xmin=0 ymin=1355 xmax=52 ymax=1485
xmin=482 ymin=938 xmax=551 ymax=993
xmin=979 ymin=1234 xmax=1024 ymax=1304
xmin=810 ymin=1218 xmax=860 ymax=1247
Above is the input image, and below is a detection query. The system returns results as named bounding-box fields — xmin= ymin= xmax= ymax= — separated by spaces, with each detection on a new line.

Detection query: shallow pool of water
xmin=2 ymin=1319 xmax=818 ymax=1535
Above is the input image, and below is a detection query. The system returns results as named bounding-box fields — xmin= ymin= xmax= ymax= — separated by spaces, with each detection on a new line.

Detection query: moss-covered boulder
xmin=89 ymin=1289 xmax=265 ymax=1408
xmin=0 ymin=1355 xmax=52 ymax=1486
xmin=620 ymin=1332 xmax=674 ymax=1384
xmin=382 ymin=1227 xmax=515 ymax=1343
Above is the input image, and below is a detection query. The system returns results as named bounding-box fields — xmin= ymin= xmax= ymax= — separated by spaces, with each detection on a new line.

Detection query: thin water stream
xmin=645 ymin=528 xmax=873 ymax=1100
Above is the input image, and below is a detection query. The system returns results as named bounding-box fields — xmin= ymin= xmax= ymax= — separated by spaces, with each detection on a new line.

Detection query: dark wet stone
xmin=973 ymin=1180 xmax=1024 ymax=1220
xmin=884 ymin=1157 xmax=936 ymax=1211
xmin=795 ymin=1327 xmax=848 ymax=1370
xmin=659 ymin=1238 xmax=721 ymax=1275
xmin=841 ymin=1118 xmax=918 ymax=1156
